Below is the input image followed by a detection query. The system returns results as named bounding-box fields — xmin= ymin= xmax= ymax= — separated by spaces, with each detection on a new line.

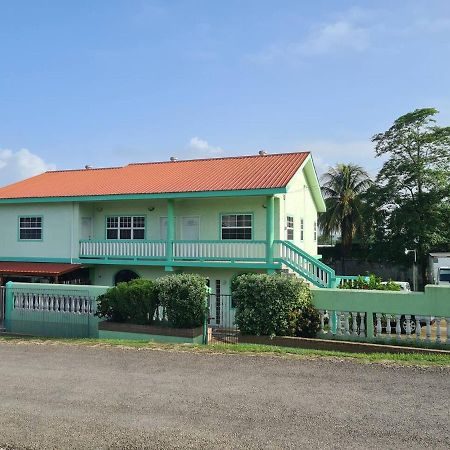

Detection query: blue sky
xmin=1 ymin=0 xmax=449 ymax=184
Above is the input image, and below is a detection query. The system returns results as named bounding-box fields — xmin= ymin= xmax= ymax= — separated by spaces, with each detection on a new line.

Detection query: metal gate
xmin=0 ymin=286 xmax=5 ymax=331
xmin=208 ymin=293 xmax=239 ymax=344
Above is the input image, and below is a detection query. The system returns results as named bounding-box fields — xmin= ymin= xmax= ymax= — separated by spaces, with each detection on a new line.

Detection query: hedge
xmin=232 ymin=274 xmax=319 ymax=337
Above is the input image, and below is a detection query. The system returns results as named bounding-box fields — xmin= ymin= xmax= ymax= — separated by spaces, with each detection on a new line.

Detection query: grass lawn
xmin=1 ymin=335 xmax=449 ymax=366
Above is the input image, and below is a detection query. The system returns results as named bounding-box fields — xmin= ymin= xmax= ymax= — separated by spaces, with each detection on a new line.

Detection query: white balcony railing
xmin=79 ymin=240 xmax=166 ymax=259
xmin=79 ymin=240 xmax=266 ymax=262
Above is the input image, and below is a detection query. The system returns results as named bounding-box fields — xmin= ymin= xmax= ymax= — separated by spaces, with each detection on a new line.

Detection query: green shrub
xmin=293 ymin=299 xmax=321 ymax=338
xmin=155 ymin=274 xmax=208 ymax=328
xmin=96 ymin=279 xmax=158 ymax=325
xmin=339 ymin=274 xmax=401 ymax=291
xmin=232 ymin=274 xmax=317 ymax=337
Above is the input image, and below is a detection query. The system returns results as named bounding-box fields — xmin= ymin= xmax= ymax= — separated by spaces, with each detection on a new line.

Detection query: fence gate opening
xmin=208 ymin=293 xmax=239 ymax=344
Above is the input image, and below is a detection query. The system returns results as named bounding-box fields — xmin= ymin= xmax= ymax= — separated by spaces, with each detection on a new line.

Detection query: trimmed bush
xmin=155 ymin=274 xmax=208 ymax=328
xmin=96 ymin=279 xmax=158 ymax=325
xmin=233 ymin=274 xmax=318 ymax=337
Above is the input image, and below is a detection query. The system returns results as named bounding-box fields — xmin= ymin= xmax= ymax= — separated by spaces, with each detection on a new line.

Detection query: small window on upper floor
xmin=314 ymin=220 xmax=317 ymax=241
xmin=221 ymin=214 xmax=252 ymax=240
xmin=300 ymin=218 xmax=304 ymax=241
xmin=286 ymin=216 xmax=294 ymax=240
xmin=19 ymin=216 xmax=42 ymax=240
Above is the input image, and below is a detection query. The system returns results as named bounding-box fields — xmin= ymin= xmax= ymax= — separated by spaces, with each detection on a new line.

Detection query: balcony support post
xmin=266 ymin=195 xmax=275 ymax=273
xmin=165 ymin=198 xmax=175 ymax=271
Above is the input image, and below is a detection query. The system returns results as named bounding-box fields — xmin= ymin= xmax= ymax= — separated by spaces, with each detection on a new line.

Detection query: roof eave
xmin=0 ymin=187 xmax=287 ymax=204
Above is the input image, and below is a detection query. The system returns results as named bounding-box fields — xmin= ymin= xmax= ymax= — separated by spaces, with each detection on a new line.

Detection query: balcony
xmin=79 ymin=240 xmax=267 ymax=264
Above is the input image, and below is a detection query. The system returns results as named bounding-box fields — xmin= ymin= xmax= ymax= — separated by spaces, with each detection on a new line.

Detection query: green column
xmin=266 ymin=195 xmax=275 ymax=271
xmin=166 ymin=198 xmax=175 ymax=271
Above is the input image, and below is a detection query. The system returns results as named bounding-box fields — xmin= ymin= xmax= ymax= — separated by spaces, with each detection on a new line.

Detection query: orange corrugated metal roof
xmin=0 ymin=262 xmax=82 ymax=276
xmin=0 ymin=152 xmax=309 ymax=199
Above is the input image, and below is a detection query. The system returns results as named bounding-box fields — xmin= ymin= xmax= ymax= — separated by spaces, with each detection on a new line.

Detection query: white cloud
xmin=188 ymin=137 xmax=224 ymax=156
xmin=298 ymin=21 xmax=369 ymax=56
xmin=249 ymin=9 xmax=371 ymax=64
xmin=0 ymin=148 xmax=56 ymax=186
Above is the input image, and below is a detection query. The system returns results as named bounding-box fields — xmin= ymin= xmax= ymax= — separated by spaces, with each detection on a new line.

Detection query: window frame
xmin=105 ymin=215 xmax=147 ymax=240
xmin=313 ymin=220 xmax=317 ymax=242
xmin=300 ymin=218 xmax=304 ymax=242
xmin=18 ymin=216 xmax=43 ymax=241
xmin=286 ymin=215 xmax=294 ymax=241
xmin=220 ymin=213 xmax=253 ymax=241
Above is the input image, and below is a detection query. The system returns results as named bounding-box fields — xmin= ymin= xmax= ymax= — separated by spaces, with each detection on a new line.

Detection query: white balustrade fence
xmin=318 ymin=310 xmax=450 ymax=345
xmin=80 ymin=240 xmax=166 ymax=259
xmin=173 ymin=241 xmax=266 ymax=261
xmin=13 ymin=291 xmax=96 ymax=315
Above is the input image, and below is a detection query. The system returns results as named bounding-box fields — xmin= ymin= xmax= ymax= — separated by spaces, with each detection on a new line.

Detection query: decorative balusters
xmin=351 ymin=312 xmax=358 ymax=336
xmin=415 ymin=317 xmax=421 ymax=339
xmin=405 ymin=315 xmax=412 ymax=339
xmin=319 ymin=310 xmax=325 ymax=334
xmin=335 ymin=311 xmax=342 ymax=336
xmin=435 ymin=318 xmax=442 ymax=343
xmin=376 ymin=313 xmax=382 ymax=337
xmin=425 ymin=317 xmax=432 ymax=342
xmin=359 ymin=313 xmax=365 ymax=337
xmin=395 ymin=315 xmax=401 ymax=339
xmin=344 ymin=312 xmax=350 ymax=335
xmin=385 ymin=314 xmax=391 ymax=337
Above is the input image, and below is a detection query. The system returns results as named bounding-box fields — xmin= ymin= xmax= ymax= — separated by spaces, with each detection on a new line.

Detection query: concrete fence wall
xmin=312 ymin=285 xmax=450 ymax=345
xmin=4 ymin=282 xmax=109 ymax=338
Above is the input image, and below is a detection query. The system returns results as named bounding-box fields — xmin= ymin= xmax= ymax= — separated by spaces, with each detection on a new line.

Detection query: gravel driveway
xmin=0 ymin=342 xmax=449 ymax=449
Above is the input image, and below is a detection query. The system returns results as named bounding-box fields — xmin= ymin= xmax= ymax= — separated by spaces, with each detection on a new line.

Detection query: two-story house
xmin=0 ymin=151 xmax=336 ymax=323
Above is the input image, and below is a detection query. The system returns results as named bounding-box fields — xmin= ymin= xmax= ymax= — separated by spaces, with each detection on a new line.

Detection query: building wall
xmin=0 ymin=202 xmax=79 ymax=260
xmin=84 ymin=195 xmax=274 ymax=242
xmin=280 ymin=167 xmax=319 ymax=256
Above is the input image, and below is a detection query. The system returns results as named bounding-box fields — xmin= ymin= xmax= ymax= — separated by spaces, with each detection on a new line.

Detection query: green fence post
xmin=4 ymin=281 xmax=14 ymax=332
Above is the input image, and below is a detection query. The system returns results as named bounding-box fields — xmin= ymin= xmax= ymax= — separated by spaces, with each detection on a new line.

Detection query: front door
xmin=181 ymin=216 xmax=199 ymax=240
xmin=81 ymin=217 xmax=93 ymax=240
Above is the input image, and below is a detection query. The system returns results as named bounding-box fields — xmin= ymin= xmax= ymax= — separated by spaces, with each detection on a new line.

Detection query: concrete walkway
xmin=0 ymin=342 xmax=449 ymax=449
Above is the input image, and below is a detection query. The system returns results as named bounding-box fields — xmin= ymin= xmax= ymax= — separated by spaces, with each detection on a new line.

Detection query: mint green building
xmin=0 ymin=152 xmax=336 ymax=325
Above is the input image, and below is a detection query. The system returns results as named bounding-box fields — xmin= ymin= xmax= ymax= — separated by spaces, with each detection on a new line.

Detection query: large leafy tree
xmin=372 ymin=108 xmax=450 ymax=286
xmin=319 ymin=164 xmax=372 ymax=268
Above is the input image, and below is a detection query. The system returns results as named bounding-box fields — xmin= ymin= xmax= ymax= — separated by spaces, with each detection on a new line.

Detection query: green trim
xmin=17 ymin=215 xmax=44 ymax=242
xmin=219 ymin=212 xmax=254 ymax=241
xmin=0 ymin=188 xmax=286 ymax=204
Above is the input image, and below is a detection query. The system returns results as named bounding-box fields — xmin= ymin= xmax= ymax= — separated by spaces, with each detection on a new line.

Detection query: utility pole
xmin=405 ymin=248 xmax=418 ymax=291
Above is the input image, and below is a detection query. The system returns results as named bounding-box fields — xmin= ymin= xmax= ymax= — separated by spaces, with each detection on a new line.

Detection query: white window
xmin=314 ymin=221 xmax=317 ymax=241
xmin=300 ymin=218 xmax=304 ymax=241
xmin=221 ymin=214 xmax=252 ymax=240
xmin=19 ymin=216 xmax=42 ymax=240
xmin=106 ymin=216 xmax=145 ymax=240
xmin=286 ymin=216 xmax=294 ymax=240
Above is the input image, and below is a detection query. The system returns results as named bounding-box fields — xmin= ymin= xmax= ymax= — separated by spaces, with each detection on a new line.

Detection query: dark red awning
xmin=0 ymin=262 xmax=82 ymax=276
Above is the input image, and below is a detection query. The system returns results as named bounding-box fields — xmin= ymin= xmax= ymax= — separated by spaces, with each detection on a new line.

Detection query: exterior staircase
xmin=274 ymin=240 xmax=337 ymax=288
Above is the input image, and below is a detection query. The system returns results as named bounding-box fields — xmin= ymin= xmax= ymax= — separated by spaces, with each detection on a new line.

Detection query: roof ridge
xmin=128 ymin=151 xmax=310 ymax=166
xmin=45 ymin=166 xmax=124 ymax=174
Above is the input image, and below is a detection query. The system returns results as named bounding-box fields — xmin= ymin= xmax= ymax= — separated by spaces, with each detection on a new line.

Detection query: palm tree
xmin=319 ymin=164 xmax=372 ymax=271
